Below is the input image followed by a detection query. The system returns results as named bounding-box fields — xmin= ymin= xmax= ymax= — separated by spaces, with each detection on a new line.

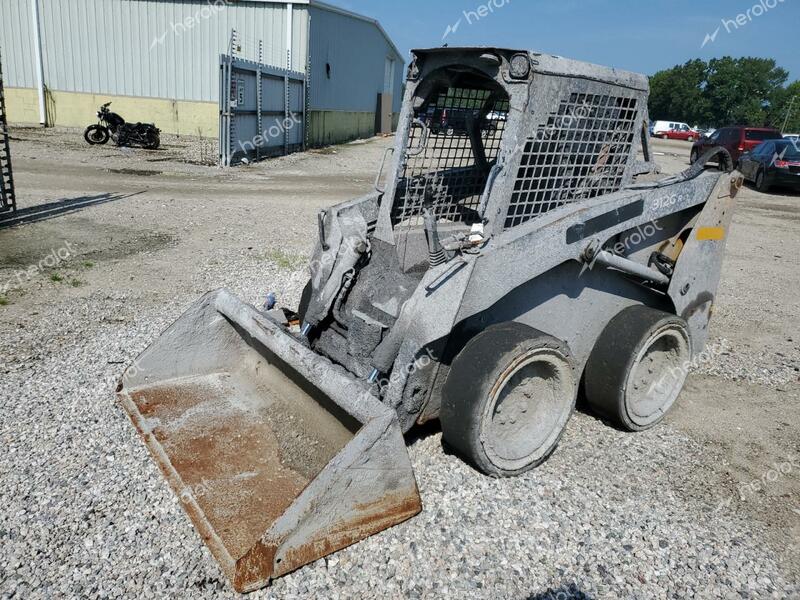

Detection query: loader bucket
xmin=117 ymin=289 xmax=421 ymax=593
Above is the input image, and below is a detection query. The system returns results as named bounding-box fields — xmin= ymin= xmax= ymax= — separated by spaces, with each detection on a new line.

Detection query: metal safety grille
xmin=0 ymin=51 xmax=15 ymax=216
xmin=392 ymin=87 xmax=508 ymax=227
xmin=504 ymin=93 xmax=639 ymax=229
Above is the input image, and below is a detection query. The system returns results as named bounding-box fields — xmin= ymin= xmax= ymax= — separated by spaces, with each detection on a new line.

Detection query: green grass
xmin=82 ymin=261 xmax=94 ymax=268
xmin=70 ymin=279 xmax=86 ymax=288
xmin=265 ymin=249 xmax=304 ymax=270
xmin=50 ymin=273 xmax=63 ymax=282
xmin=0 ymin=295 xmax=8 ymax=306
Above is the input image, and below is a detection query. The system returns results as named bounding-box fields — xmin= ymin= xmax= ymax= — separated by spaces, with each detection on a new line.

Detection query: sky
xmin=335 ymin=0 xmax=799 ymax=82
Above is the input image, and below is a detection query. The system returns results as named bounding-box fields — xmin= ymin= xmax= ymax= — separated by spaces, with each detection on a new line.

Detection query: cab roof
xmin=411 ymin=47 xmax=650 ymax=92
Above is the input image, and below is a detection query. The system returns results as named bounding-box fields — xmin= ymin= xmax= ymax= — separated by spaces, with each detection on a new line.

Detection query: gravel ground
xmin=1 ymin=130 xmax=798 ymax=599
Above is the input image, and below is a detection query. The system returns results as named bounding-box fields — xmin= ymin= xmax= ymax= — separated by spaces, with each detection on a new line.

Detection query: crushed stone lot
xmin=0 ymin=129 xmax=798 ymax=599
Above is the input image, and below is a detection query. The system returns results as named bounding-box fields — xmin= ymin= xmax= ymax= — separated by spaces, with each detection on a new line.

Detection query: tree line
xmin=648 ymin=57 xmax=799 ymax=132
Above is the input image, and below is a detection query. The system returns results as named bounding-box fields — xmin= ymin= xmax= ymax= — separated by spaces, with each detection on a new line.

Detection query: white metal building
xmin=0 ymin=0 xmax=404 ymax=146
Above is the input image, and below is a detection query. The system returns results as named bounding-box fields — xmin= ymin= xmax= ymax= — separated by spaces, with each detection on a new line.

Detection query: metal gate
xmin=219 ymin=33 xmax=307 ymax=167
xmin=0 ymin=50 xmax=16 ymax=216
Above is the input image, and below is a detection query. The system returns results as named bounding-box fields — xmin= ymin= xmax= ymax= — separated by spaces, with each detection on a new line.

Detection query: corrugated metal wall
xmin=0 ymin=0 xmax=404 ymax=118
xmin=309 ymin=5 xmax=403 ymax=113
xmin=0 ymin=0 xmax=37 ymax=89
xmin=0 ymin=0 xmax=308 ymax=102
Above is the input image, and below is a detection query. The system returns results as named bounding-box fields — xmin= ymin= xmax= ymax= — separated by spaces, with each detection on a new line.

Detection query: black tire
xmin=660 ymin=134 xmax=668 ymax=140
xmin=755 ymin=169 xmax=770 ymax=193
xmin=689 ymin=148 xmax=698 ymax=164
xmin=84 ymin=125 xmax=109 ymax=145
xmin=585 ymin=306 xmax=691 ymax=432
xmin=687 ymin=136 xmax=695 ymax=142
xmin=145 ymin=131 xmax=160 ymax=150
xmin=441 ymin=322 xmax=577 ymax=477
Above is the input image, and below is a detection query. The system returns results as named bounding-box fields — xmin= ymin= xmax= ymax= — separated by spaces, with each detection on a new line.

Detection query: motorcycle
xmin=84 ymin=102 xmax=160 ymax=150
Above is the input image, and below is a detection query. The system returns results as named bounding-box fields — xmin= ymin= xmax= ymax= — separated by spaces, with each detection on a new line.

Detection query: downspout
xmin=285 ymin=2 xmax=293 ymax=69
xmin=303 ymin=11 xmax=311 ymax=150
xmin=284 ymin=4 xmax=293 ymax=155
xmin=30 ymin=0 xmax=47 ymax=126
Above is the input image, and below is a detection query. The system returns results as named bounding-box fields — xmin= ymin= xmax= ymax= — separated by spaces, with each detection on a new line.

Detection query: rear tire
xmin=585 ymin=306 xmax=691 ymax=432
xmin=145 ymin=131 xmax=160 ymax=150
xmin=755 ymin=169 xmax=770 ymax=192
xmin=660 ymin=134 xmax=668 ymax=139
xmin=441 ymin=322 xmax=577 ymax=477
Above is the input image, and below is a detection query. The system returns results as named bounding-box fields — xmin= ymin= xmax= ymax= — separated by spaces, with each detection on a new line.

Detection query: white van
xmin=652 ymin=120 xmax=690 ymax=135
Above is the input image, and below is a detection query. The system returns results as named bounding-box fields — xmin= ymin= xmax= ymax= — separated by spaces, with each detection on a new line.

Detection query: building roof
xmin=310 ymin=1 xmax=403 ymax=62
xmin=241 ymin=0 xmax=404 ymax=62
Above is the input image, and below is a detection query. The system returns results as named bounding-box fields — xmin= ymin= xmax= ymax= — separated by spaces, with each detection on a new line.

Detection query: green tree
xmin=648 ymin=59 xmax=709 ymax=125
xmin=703 ymin=57 xmax=787 ymax=126
xmin=649 ymin=57 xmax=790 ymax=128
xmin=768 ymin=80 xmax=800 ymax=133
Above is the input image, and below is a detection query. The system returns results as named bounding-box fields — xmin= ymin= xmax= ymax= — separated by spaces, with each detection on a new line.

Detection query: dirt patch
xmin=667 ymin=375 xmax=800 ymax=577
xmin=0 ymin=218 xmax=176 ymax=268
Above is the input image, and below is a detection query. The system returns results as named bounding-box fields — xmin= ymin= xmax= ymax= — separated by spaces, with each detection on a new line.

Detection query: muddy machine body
xmin=119 ymin=47 xmax=739 ymax=591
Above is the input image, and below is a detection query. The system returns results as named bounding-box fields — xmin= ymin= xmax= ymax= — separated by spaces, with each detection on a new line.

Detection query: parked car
xmin=737 ymin=139 xmax=800 ymax=192
xmin=423 ymin=106 xmax=502 ymax=135
xmin=784 ymin=133 xmax=799 ymax=144
xmin=690 ymin=126 xmax=783 ymax=165
xmin=652 ymin=120 xmax=700 ymax=141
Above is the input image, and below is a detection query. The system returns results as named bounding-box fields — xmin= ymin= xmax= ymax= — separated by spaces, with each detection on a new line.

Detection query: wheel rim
xmin=89 ymin=129 xmax=105 ymax=142
xmin=624 ymin=325 xmax=690 ymax=428
xmin=480 ymin=349 xmax=574 ymax=471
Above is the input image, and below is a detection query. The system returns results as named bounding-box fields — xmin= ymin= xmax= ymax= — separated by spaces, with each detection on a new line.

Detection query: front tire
xmin=84 ymin=125 xmax=109 ymax=145
xmin=689 ymin=148 xmax=698 ymax=164
xmin=585 ymin=306 xmax=691 ymax=432
xmin=441 ymin=322 xmax=577 ymax=477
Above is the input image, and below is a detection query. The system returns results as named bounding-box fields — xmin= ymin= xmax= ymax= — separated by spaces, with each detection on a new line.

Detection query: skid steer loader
xmin=118 ymin=47 xmax=740 ymax=591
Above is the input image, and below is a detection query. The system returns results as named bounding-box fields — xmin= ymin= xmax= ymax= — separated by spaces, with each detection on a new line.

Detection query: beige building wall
xmin=5 ymin=87 xmax=397 ymax=147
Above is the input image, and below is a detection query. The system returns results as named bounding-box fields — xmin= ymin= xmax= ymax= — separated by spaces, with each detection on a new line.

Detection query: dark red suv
xmin=690 ymin=126 xmax=783 ymax=165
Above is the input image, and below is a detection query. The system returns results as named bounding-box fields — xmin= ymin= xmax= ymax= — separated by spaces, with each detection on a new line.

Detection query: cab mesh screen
xmin=392 ymin=86 xmax=509 ymax=227
xmin=504 ymin=93 xmax=638 ymax=229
